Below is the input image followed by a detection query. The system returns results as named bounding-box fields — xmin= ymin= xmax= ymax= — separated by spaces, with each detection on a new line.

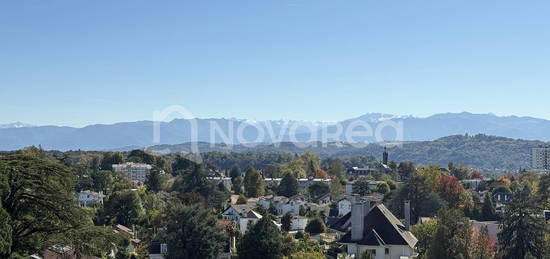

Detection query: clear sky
xmin=1 ymin=0 xmax=549 ymax=127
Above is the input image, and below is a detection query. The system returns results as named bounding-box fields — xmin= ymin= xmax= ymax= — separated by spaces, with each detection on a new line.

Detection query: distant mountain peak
xmin=0 ymin=122 xmax=34 ymax=129
xmin=351 ymin=113 xmax=412 ymax=122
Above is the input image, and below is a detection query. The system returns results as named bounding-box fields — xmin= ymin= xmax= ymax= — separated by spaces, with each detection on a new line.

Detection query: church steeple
xmin=382 ymin=146 xmax=389 ymax=165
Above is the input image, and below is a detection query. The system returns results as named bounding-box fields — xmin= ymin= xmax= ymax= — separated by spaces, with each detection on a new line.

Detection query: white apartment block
xmin=113 ymin=162 xmax=152 ymax=183
xmin=532 ymin=147 xmax=550 ymax=173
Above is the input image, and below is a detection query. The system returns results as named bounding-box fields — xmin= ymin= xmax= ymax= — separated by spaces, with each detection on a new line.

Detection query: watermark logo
xmin=152 ymin=105 xmax=405 ymax=158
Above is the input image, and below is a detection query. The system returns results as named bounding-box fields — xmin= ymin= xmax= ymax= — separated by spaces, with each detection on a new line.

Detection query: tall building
xmin=532 ymin=147 xmax=550 ymax=173
xmin=113 ymin=162 xmax=152 ymax=183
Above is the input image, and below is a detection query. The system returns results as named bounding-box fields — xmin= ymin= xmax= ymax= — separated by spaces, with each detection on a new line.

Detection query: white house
xmin=222 ymin=204 xmax=253 ymax=221
xmin=258 ymin=195 xmax=309 ymax=216
xmin=77 ymin=190 xmax=105 ymax=207
xmin=222 ymin=204 xmax=265 ymax=233
xmin=277 ymin=195 xmax=308 ymax=215
xmin=339 ymin=199 xmax=418 ymax=259
xmin=238 ymin=210 xmax=263 ymax=233
xmin=290 ymin=215 xmax=308 ymax=231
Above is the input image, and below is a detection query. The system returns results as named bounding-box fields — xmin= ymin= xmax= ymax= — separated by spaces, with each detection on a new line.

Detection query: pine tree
xmin=281 ymin=212 xmax=293 ymax=232
xmin=165 ymin=203 xmax=227 ymax=259
xmin=481 ymin=194 xmax=496 ymax=221
xmin=498 ymin=186 xmax=545 ymax=259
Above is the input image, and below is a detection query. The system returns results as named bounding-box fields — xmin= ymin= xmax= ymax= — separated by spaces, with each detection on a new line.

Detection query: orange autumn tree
xmin=438 ymin=174 xmax=466 ymax=208
xmin=314 ymin=169 xmax=329 ymax=179
xmin=471 ymin=226 xmax=497 ymax=258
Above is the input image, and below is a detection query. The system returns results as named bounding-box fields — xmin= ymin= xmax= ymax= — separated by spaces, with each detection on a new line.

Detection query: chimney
xmin=404 ymin=200 xmax=411 ymax=231
xmin=351 ymin=197 xmax=371 ymax=241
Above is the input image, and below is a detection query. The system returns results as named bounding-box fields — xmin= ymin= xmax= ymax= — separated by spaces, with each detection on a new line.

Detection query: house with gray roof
xmin=338 ymin=198 xmax=418 ymax=259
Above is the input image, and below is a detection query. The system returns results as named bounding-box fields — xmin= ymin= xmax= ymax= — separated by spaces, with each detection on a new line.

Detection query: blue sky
xmin=1 ymin=0 xmax=549 ymax=127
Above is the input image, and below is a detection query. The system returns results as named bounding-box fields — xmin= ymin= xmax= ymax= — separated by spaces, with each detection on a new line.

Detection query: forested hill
xmin=148 ymin=134 xmax=548 ymax=171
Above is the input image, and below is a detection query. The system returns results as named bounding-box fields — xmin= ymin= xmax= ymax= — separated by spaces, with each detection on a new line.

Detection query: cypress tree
xmin=277 ymin=173 xmax=298 ymax=197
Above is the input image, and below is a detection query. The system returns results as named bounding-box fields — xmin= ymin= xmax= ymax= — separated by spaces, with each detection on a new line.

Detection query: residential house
xmin=222 ymin=204 xmax=253 ymax=221
xmin=278 ymin=195 xmax=309 ymax=215
xmin=316 ymin=193 xmax=332 ymax=204
xmin=258 ymin=195 xmax=309 ymax=215
xmin=77 ymin=190 xmax=105 ymax=207
xmin=289 ymin=215 xmax=308 ymax=231
xmin=339 ymin=198 xmax=418 ymax=259
xmin=222 ymin=204 xmax=264 ymax=233
xmin=462 ymin=179 xmax=482 ymax=190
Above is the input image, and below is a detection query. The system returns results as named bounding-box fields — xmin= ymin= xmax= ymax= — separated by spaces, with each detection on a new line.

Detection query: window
xmin=385 ymin=248 xmax=389 ymax=254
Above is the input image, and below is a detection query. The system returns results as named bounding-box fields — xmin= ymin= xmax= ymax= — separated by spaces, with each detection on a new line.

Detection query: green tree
xmin=427 ymin=208 xmax=472 ymax=259
xmin=171 ymin=155 xmax=198 ymax=175
xmin=100 ymin=190 xmax=144 ymax=226
xmin=376 ymin=182 xmax=390 ymax=194
xmin=0 ymin=153 xmax=115 ymax=257
xmin=398 ymin=161 xmax=416 ymax=181
xmin=305 ymin=217 xmax=326 ymax=235
xmin=498 ymin=186 xmax=545 ymax=259
xmin=329 ymin=176 xmax=345 ymax=196
xmin=165 ymin=203 xmax=227 ymax=259
xmin=308 ymin=182 xmax=329 ymax=199
xmin=411 ymin=220 xmax=438 ymax=259
xmin=243 ymin=166 xmax=265 ymax=198
xmin=233 ymin=176 xmax=243 ymax=195
xmin=230 ymin=165 xmax=242 ymax=179
xmin=0 ymin=205 xmax=12 ymax=256
xmin=171 ymin=164 xmax=214 ymax=197
xmin=263 ymin=164 xmax=282 ymax=178
xmin=449 ymin=163 xmax=470 ymax=180
xmin=127 ymin=149 xmax=155 ymax=164
xmin=389 ymin=175 xmax=443 ymax=223
xmin=287 ymin=251 xmax=324 ymax=259
xmin=239 ymin=217 xmax=284 ymax=259
xmin=353 ymin=176 xmax=372 ymax=196
xmin=100 ymin=152 xmax=124 ymax=170
xmin=277 ymin=173 xmax=299 ymax=197
xmin=538 ymin=174 xmax=550 ymax=208
xmin=481 ymin=194 xmax=496 ymax=221
xmin=281 ymin=212 xmax=293 ymax=232
xmin=301 ymin=152 xmax=321 ymax=177
xmin=417 ymin=165 xmax=442 ymax=192
xmin=145 ymin=168 xmax=165 ymax=192
xmin=327 ymin=160 xmax=344 ymax=179
xmin=91 ymin=170 xmax=114 ymax=193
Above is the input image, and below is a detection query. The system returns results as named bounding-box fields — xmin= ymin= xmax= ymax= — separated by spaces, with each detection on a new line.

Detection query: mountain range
xmin=1 ymin=112 xmax=550 ymax=151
